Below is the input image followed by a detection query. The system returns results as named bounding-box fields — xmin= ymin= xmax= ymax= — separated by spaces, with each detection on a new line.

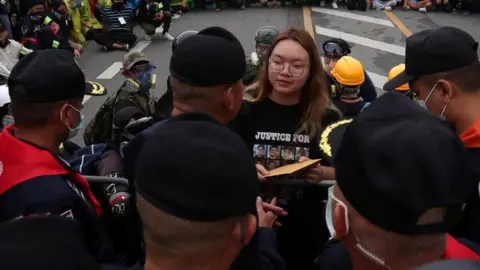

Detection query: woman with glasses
xmin=230 ymin=28 xmax=338 ymax=270
xmin=322 ymin=38 xmax=377 ymax=102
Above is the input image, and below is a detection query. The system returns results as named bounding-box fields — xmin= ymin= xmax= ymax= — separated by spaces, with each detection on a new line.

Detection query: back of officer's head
xmin=8 ymin=50 xmax=86 ymax=144
xmin=329 ymin=92 xmax=475 ymax=268
xmin=134 ymin=113 xmax=259 ymax=267
xmin=169 ymin=26 xmax=246 ymax=124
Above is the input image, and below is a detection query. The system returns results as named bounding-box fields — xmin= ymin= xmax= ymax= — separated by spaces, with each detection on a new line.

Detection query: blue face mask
xmin=65 ymin=104 xmax=84 ymax=139
xmin=137 ymin=72 xmax=156 ymax=91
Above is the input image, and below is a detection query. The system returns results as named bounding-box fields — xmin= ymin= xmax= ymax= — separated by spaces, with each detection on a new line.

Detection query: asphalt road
xmin=72 ymin=5 xmax=480 ymax=145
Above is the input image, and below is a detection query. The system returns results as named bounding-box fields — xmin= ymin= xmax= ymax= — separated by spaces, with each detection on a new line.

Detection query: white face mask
xmin=325 ymin=186 xmax=349 ymax=239
xmin=416 ymin=82 xmax=450 ymax=120
xmin=325 ymin=186 xmax=391 ymax=269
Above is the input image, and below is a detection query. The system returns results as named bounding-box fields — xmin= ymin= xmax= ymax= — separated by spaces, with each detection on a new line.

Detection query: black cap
xmin=134 ymin=113 xmax=259 ymax=221
xmin=0 ymin=216 xmax=101 ymax=270
xmin=169 ymin=26 xmax=246 ymax=87
xmin=334 ymin=91 xmax=476 ymax=235
xmin=8 ymin=49 xmax=87 ymax=103
xmin=172 ymin=30 xmax=198 ymax=53
xmin=384 ymin=26 xmax=479 ymax=91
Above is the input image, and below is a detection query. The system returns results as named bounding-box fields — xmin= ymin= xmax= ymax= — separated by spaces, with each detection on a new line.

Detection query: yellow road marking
xmin=384 ymin=11 xmax=413 ymax=37
xmin=303 ymin=6 xmax=315 ymax=41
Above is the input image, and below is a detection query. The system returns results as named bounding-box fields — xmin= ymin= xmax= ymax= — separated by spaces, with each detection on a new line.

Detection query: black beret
xmin=169 ymin=26 xmax=246 ymax=87
xmin=0 ymin=216 xmax=101 ymax=270
xmin=8 ymin=49 xmax=87 ymax=103
xmin=134 ymin=113 xmax=259 ymax=221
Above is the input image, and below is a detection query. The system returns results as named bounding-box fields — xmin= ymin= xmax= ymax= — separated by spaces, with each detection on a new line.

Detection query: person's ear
xmin=437 ymin=79 xmax=455 ymax=102
xmin=233 ymin=214 xmax=257 ymax=245
xmin=333 ymin=203 xmax=348 ymax=239
xmin=59 ymin=103 xmax=72 ymax=127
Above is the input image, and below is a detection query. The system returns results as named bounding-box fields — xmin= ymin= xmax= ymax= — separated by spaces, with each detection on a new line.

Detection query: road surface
xmin=72 ymin=5 xmax=480 ymax=145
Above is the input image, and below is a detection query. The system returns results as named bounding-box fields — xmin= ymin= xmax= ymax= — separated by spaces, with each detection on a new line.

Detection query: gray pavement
xmin=72 ymin=7 xmax=303 ymax=145
xmin=72 ymin=5 xmax=479 ymax=145
xmin=310 ymin=6 xmax=406 ymax=94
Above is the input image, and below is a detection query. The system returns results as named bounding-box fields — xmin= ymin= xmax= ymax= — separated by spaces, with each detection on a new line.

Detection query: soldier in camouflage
xmin=243 ymin=26 xmax=279 ymax=87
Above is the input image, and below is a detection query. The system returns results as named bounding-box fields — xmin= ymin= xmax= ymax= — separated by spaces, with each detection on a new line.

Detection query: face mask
xmin=325 ymin=186 xmax=349 ymax=239
xmin=416 ymin=82 xmax=450 ymax=120
xmin=29 ymin=12 xmax=44 ymax=23
xmin=62 ymin=104 xmax=84 ymax=140
xmin=325 ymin=186 xmax=390 ymax=269
xmin=112 ymin=2 xmax=124 ymax=9
xmin=137 ymin=72 xmax=156 ymax=91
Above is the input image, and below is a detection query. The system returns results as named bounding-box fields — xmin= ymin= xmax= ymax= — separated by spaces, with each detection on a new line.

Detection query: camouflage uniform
xmin=83 ymin=51 xmax=156 ymax=147
xmin=243 ymin=26 xmax=279 ymax=86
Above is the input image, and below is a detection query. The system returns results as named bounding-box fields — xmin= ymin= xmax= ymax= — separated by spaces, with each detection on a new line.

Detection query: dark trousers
xmin=140 ymin=13 xmax=171 ymax=35
xmin=94 ymin=30 xmax=137 ymax=49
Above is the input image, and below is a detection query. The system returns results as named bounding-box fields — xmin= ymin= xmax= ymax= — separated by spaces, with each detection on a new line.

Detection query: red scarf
xmin=0 ymin=126 xmax=101 ymax=215
xmin=444 ymin=234 xmax=480 ymax=260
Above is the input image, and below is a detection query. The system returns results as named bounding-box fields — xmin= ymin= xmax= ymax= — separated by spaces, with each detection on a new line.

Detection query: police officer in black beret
xmin=0 ymin=49 xmax=121 ymax=265
xmin=154 ymin=30 xmax=198 ymax=122
xmin=124 ymin=26 xmax=287 ymax=270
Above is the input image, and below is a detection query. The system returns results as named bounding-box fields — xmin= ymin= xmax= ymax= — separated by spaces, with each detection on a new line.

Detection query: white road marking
xmin=96 ymin=62 xmax=123 ymax=80
xmin=130 ymin=40 xmax=152 ymax=52
xmin=315 ymin=26 xmax=405 ymax=56
xmin=94 ymin=39 xmax=152 ymax=82
xmin=311 ymin=7 xmax=395 ymax=27
xmin=82 ymin=95 xmax=91 ymax=104
xmin=172 ymin=14 xmax=181 ymax=19
xmin=366 ymin=71 xmax=387 ymax=90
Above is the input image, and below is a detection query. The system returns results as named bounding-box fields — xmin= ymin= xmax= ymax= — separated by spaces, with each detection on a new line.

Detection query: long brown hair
xmin=249 ymin=28 xmax=330 ymax=137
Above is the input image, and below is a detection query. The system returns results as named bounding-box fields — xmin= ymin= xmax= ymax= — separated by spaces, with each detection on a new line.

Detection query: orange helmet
xmin=387 ymin=64 xmax=409 ymax=91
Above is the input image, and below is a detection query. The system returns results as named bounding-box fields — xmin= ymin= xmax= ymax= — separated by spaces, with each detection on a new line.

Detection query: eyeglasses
xmin=322 ymin=42 xmax=347 ymax=56
xmin=268 ymin=60 xmax=306 ymax=77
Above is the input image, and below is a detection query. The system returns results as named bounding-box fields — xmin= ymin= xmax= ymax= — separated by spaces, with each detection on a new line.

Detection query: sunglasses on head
xmin=323 ymin=42 xmax=348 ymax=56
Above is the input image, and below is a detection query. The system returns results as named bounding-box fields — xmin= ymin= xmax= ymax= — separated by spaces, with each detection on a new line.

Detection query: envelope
xmin=265 ymin=159 xmax=321 ymax=177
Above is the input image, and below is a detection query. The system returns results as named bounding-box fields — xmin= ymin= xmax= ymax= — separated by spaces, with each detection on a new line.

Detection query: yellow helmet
xmin=330 ymin=56 xmax=365 ymax=86
xmin=387 ymin=64 xmax=409 ymax=91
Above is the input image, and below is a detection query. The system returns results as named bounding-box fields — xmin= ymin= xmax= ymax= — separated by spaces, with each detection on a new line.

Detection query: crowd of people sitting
xmin=1 ymin=0 xmax=480 ymax=266
xmin=0 ymin=22 xmax=480 ymax=270
xmin=0 ymin=0 xmax=176 ymax=84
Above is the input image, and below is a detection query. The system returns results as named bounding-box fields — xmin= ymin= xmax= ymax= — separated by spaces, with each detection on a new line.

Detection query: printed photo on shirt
xmin=281 ymin=146 xmax=295 ymax=161
xmin=266 ymin=159 xmax=280 ymax=170
xmin=295 ymin=147 xmax=309 ymax=161
xmin=268 ymin=145 xmax=281 ymax=159
xmin=253 ymin=144 xmax=266 ymax=158
xmin=255 ymin=159 xmax=265 ymax=167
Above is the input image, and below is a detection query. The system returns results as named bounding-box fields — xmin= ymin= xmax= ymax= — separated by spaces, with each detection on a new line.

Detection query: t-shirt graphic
xmin=252 ymin=131 xmax=311 ymax=206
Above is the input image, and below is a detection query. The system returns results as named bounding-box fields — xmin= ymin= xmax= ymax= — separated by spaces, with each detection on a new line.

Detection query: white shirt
xmin=0 ymin=40 xmax=32 ymax=79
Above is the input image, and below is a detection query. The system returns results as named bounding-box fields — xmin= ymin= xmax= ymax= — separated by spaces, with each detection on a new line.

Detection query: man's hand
xmin=256 ymin=197 xmax=278 ymax=228
xmin=73 ymin=48 xmax=81 ymax=57
xmin=262 ymin=198 xmax=288 ymax=217
xmin=298 ymin=156 xmax=324 ymax=184
xmin=256 ymin=163 xmax=269 ymax=181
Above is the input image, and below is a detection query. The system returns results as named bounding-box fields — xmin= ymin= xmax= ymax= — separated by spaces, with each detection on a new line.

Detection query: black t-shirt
xmin=229 ymin=98 xmax=330 ymax=269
